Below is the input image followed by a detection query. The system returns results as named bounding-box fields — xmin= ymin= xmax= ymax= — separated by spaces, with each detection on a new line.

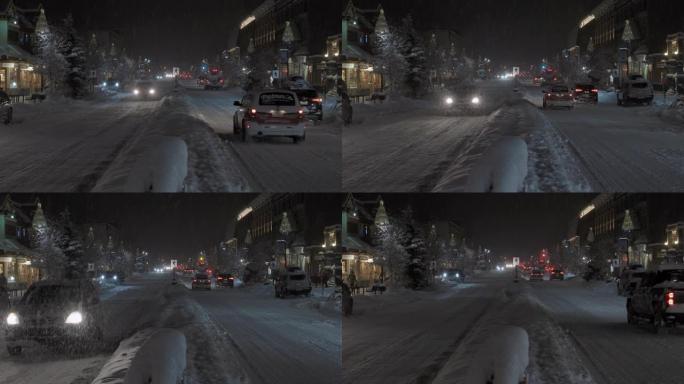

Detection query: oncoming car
xmin=132 ymin=81 xmax=158 ymax=99
xmin=5 ymin=280 xmax=103 ymax=355
xmin=233 ymin=91 xmax=308 ymax=143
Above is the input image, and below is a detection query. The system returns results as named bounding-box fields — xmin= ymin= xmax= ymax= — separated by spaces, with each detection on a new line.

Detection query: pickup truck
xmin=627 ymin=265 xmax=684 ymax=333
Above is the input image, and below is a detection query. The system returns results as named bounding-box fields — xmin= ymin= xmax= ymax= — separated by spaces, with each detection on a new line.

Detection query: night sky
xmin=14 ymin=194 xmax=256 ymax=261
xmin=376 ymin=194 xmax=596 ymax=260
xmin=40 ymin=0 xmax=599 ymax=67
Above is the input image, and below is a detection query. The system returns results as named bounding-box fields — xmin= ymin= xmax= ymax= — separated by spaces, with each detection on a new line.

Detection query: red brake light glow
xmin=667 ymin=291 xmax=675 ymax=306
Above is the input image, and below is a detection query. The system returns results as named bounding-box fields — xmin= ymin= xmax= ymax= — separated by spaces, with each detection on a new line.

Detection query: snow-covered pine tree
xmin=59 ymin=14 xmax=88 ymax=98
xmin=33 ymin=9 xmax=67 ymax=95
xmin=372 ymin=9 xmax=407 ymax=96
xmin=397 ymin=15 xmax=428 ymax=99
xmin=56 ymin=208 xmax=85 ymax=280
xmin=398 ymin=206 xmax=429 ymax=290
xmin=373 ymin=215 xmax=409 ymax=286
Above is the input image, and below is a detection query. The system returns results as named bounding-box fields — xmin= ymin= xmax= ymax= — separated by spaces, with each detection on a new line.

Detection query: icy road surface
xmin=343 ymin=272 xmax=684 ymax=384
xmin=183 ymin=87 xmax=342 ymax=192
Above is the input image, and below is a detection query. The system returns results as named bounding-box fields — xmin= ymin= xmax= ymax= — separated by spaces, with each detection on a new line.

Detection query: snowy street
xmin=0 ymin=273 xmax=342 ymax=384
xmin=343 ymin=272 xmax=684 ymax=384
xmin=182 ymin=85 xmax=342 ymax=192
xmin=343 ymin=80 xmax=684 ymax=193
xmin=525 ymin=88 xmax=684 ymax=192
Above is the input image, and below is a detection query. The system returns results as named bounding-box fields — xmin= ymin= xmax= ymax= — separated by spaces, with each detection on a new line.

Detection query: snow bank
xmin=465 ymin=137 xmax=528 ymax=192
xmin=123 ymin=136 xmax=188 ymax=192
xmin=464 ymin=326 xmax=529 ymax=384
xmin=91 ymin=328 xmax=186 ymax=384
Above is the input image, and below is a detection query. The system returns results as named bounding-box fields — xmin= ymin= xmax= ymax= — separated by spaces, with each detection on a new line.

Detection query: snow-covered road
xmin=526 ymin=87 xmax=684 ymax=192
xmin=530 ymin=279 xmax=684 ymax=384
xmin=183 ymin=284 xmax=341 ymax=384
xmin=343 ymin=81 xmax=523 ymax=192
xmin=343 ymin=272 xmax=684 ymax=384
xmin=183 ymin=88 xmax=342 ymax=192
xmin=0 ymin=81 xmax=249 ymax=192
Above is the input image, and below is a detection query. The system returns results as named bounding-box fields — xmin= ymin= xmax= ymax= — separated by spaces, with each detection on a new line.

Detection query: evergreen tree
xmin=398 ymin=206 xmax=428 ymax=289
xmin=33 ymin=9 xmax=67 ymax=95
xmin=397 ymin=15 xmax=428 ymax=98
xmin=372 ymin=9 xmax=408 ymax=96
xmin=59 ymin=14 xmax=88 ymax=98
xmin=56 ymin=208 xmax=85 ymax=279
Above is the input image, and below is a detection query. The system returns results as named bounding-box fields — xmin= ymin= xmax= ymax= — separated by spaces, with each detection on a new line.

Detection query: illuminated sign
xmin=240 ymin=15 xmax=256 ymax=30
xmin=580 ymin=15 xmax=595 ymax=29
xmin=237 ymin=207 xmax=253 ymax=221
xmin=579 ymin=204 xmax=596 ymax=219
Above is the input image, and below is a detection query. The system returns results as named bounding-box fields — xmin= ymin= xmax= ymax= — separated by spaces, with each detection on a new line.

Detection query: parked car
xmin=529 ymin=269 xmax=544 ymax=282
xmin=292 ymin=88 xmax=324 ymax=120
xmin=132 ymin=81 xmax=158 ymax=99
xmin=550 ymin=269 xmax=565 ymax=281
xmin=617 ymin=75 xmax=654 ymax=106
xmin=275 ymin=270 xmax=312 ymax=298
xmin=5 ymin=280 xmax=103 ymax=355
xmin=233 ymin=90 xmax=308 ymax=143
xmin=217 ymin=274 xmax=235 ymax=288
xmin=543 ymin=85 xmax=574 ymax=109
xmin=627 ymin=265 xmax=684 ymax=333
xmin=0 ymin=90 xmax=13 ymax=124
xmin=574 ymin=83 xmax=599 ymax=104
xmin=191 ymin=274 xmax=211 ymax=291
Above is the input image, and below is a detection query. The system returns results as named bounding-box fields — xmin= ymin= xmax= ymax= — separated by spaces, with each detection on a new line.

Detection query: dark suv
xmin=292 ymin=88 xmax=324 ymax=121
xmin=574 ymin=83 xmax=598 ymax=104
xmin=5 ymin=280 xmax=103 ymax=355
xmin=627 ymin=266 xmax=684 ymax=333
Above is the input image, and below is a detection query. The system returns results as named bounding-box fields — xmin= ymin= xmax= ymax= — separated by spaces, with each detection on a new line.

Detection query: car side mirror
xmin=233 ymin=101 xmax=242 ymax=107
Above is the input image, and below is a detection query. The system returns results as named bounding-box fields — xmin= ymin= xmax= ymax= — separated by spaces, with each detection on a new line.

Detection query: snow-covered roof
xmin=0 ymin=237 xmax=31 ymax=255
xmin=343 ymin=43 xmax=372 ymax=62
xmin=0 ymin=43 xmax=33 ymax=62
xmin=343 ymin=233 xmax=373 ymax=253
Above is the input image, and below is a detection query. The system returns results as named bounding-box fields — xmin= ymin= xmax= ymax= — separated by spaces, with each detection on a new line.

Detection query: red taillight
xmin=591 ymin=89 xmax=599 ymax=93
xmin=667 ymin=291 xmax=675 ymax=307
xmin=312 ymin=98 xmax=323 ymax=103
xmin=298 ymin=110 xmax=305 ymax=119
xmin=249 ymin=108 xmax=257 ymax=118
xmin=193 ymin=279 xmax=197 ymax=283
xmin=575 ymin=89 xmax=583 ymax=93
xmin=229 ymin=277 xmax=234 ymax=280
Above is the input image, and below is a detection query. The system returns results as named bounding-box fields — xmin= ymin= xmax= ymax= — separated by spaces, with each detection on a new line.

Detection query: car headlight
xmin=102 ymin=82 xmax=107 ymax=87
xmin=113 ymin=275 xmax=118 ymax=280
xmin=149 ymin=89 xmax=156 ymax=95
xmin=134 ymin=89 xmax=140 ymax=95
xmin=471 ymin=97 xmax=481 ymax=105
xmin=445 ymin=97 xmax=454 ymax=105
xmin=65 ymin=311 xmax=83 ymax=325
xmin=442 ymin=273 xmax=447 ymax=278
xmin=456 ymin=273 xmax=460 ymax=278
xmin=6 ymin=312 xmax=19 ymax=326
xmin=100 ymin=275 xmax=105 ymax=280
xmin=115 ymin=83 xmax=120 ymax=88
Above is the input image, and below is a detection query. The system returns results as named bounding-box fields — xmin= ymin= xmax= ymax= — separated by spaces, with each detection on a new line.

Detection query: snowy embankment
xmin=93 ymin=92 xmax=248 ymax=192
xmin=433 ymin=284 xmax=596 ymax=384
xmin=464 ymin=326 xmax=529 ymax=384
xmin=92 ymin=328 xmax=187 ymax=384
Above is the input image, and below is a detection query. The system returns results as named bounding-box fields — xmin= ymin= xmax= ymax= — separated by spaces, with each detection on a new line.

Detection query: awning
xmin=0 ymin=44 xmax=34 ymax=62
xmin=343 ymin=234 xmax=373 ymax=253
xmin=0 ymin=238 xmax=35 ymax=257
xmin=342 ymin=44 xmax=373 ymax=62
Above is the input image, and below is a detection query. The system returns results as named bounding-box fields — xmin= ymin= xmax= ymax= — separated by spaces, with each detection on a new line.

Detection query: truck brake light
xmin=667 ymin=291 xmax=675 ymax=307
